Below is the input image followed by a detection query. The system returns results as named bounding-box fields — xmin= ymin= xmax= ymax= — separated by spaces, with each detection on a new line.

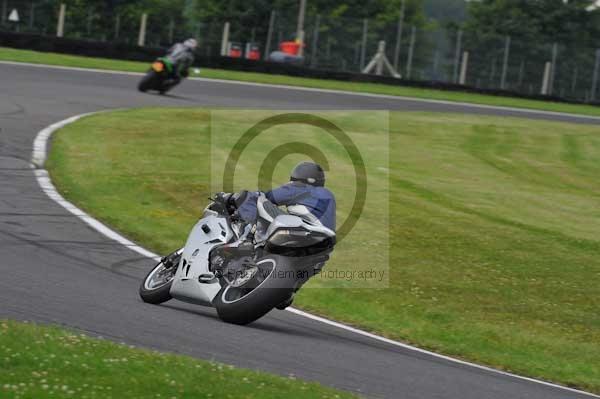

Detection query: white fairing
xmin=287 ymin=204 xmax=321 ymax=225
xmin=169 ymin=197 xmax=334 ymax=308
xmin=266 ymin=215 xmax=304 ymax=234
xmin=257 ymin=194 xmax=336 ymax=239
xmin=274 ymin=209 xmax=336 ymax=237
xmin=169 ymin=214 xmax=233 ymax=306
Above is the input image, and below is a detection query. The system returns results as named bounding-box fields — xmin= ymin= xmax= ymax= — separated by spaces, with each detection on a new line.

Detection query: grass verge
xmin=2 ymin=46 xmax=600 ymax=117
xmin=46 ymin=108 xmax=600 ymax=393
xmin=0 ymin=320 xmax=355 ymax=399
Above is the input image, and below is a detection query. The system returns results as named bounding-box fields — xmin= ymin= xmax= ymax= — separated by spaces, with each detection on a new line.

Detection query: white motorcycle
xmin=139 ymin=192 xmax=336 ymax=325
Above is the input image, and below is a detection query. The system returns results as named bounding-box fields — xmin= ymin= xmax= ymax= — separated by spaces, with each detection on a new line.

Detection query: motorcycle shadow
xmin=143 ymin=91 xmax=197 ymax=103
xmin=156 ymin=93 xmax=196 ymax=102
xmin=161 ymin=302 xmax=319 ymax=338
xmin=161 ymin=302 xmax=219 ymax=320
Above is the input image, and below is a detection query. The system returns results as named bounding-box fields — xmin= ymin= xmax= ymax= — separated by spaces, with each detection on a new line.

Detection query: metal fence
xmin=2 ymin=0 xmax=600 ymax=102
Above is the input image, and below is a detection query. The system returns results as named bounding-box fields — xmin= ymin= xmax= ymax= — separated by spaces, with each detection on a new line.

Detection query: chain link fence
xmin=2 ymin=1 xmax=599 ymax=102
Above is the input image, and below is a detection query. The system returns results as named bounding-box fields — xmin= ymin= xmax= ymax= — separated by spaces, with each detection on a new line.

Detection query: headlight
xmin=152 ymin=61 xmax=164 ymax=72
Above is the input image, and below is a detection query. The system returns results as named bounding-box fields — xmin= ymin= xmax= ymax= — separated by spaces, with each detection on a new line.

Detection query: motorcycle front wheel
xmin=138 ymin=70 xmax=158 ymax=92
xmin=213 ymin=256 xmax=297 ymax=325
xmin=139 ymin=250 xmax=181 ymax=304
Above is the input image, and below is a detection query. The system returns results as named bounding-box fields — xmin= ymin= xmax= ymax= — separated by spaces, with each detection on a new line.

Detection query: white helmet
xmin=183 ymin=38 xmax=198 ymax=50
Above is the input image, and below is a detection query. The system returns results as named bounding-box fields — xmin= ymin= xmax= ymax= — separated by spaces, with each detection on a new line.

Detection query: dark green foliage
xmin=465 ymin=0 xmax=600 ymax=47
xmin=463 ymin=0 xmax=600 ymax=97
xmin=423 ymin=0 xmax=467 ymax=22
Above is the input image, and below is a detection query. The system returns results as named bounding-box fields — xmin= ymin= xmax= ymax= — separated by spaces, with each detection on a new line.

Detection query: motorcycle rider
xmin=228 ymin=162 xmax=336 ymax=309
xmin=234 ymin=161 xmax=336 ymax=231
xmin=163 ymin=38 xmax=198 ymax=86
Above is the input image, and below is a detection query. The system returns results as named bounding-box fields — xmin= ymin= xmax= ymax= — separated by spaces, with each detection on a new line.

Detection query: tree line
xmin=5 ymin=0 xmax=600 ymax=95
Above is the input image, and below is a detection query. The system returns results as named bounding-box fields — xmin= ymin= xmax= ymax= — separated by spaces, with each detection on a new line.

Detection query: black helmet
xmin=290 ymin=162 xmax=325 ymax=186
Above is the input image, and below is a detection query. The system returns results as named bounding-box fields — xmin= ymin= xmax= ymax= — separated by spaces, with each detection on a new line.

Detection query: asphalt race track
xmin=1 ymin=62 xmax=598 ymax=399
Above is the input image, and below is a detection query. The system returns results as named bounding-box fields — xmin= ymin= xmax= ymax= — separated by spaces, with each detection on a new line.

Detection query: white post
xmin=405 ymin=25 xmax=416 ymax=79
xmin=549 ymin=43 xmax=558 ymax=95
xmin=541 ymin=61 xmax=551 ymax=95
xmin=452 ymin=29 xmax=463 ymax=83
xmin=220 ymin=22 xmax=230 ymax=56
xmin=138 ymin=13 xmax=147 ymax=47
xmin=264 ymin=11 xmax=275 ymax=60
xmin=296 ymin=0 xmax=306 ymax=41
xmin=56 ymin=3 xmax=66 ymax=38
xmin=362 ymin=40 xmax=400 ymax=78
xmin=297 ymin=30 xmax=305 ymax=57
xmin=393 ymin=0 xmax=405 ymax=71
xmin=459 ymin=51 xmax=469 ymax=85
xmin=296 ymin=0 xmax=306 ymax=57
xmin=375 ymin=41 xmax=385 ymax=75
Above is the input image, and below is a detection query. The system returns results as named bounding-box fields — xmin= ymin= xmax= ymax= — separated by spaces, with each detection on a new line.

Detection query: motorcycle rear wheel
xmin=158 ymin=77 xmax=180 ymax=94
xmin=213 ymin=257 xmax=296 ymax=325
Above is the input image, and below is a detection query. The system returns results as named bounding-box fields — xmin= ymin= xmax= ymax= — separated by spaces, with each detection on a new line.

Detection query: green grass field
xmin=2 ymin=46 xmax=600 ymax=117
xmin=0 ymin=320 xmax=355 ymax=399
xmin=45 ymin=108 xmax=600 ymax=393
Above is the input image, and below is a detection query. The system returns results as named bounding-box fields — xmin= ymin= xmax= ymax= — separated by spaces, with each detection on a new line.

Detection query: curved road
xmin=0 ymin=62 xmax=597 ymax=399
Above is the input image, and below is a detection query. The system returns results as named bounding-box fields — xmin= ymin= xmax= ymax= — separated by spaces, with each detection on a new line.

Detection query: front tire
xmin=213 ymin=257 xmax=297 ymax=325
xmin=138 ymin=70 xmax=158 ymax=92
xmin=139 ymin=251 xmax=181 ymax=304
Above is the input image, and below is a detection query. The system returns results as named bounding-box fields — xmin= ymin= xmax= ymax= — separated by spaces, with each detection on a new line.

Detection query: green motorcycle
xmin=138 ymin=57 xmax=179 ymax=94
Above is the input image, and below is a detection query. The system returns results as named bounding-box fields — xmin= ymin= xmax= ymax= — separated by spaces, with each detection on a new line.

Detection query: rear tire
xmin=159 ymin=77 xmax=180 ymax=95
xmin=213 ymin=257 xmax=297 ymax=325
xmin=138 ymin=70 xmax=157 ymax=92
